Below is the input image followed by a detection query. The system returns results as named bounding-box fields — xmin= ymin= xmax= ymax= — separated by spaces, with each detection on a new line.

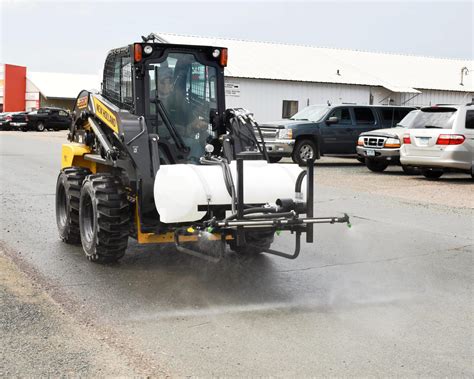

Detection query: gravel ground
xmin=0 ymin=250 xmax=138 ymax=377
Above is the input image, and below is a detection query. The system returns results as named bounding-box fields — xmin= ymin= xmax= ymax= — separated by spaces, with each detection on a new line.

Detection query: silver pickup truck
xmin=356 ymin=110 xmax=419 ymax=173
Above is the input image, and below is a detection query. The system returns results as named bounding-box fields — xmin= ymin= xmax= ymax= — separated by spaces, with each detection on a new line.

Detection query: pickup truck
xmin=25 ymin=107 xmax=71 ymax=131
xmin=260 ymin=104 xmax=415 ymax=164
xmin=356 ymin=110 xmax=419 ymax=173
xmin=0 ymin=112 xmax=14 ymax=130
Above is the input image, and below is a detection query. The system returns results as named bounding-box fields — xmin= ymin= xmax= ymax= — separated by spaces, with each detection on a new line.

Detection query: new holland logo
xmin=93 ymin=97 xmax=118 ymax=133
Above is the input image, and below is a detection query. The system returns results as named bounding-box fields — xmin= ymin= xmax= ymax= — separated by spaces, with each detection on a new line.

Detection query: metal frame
xmin=171 ymin=157 xmax=349 ymax=262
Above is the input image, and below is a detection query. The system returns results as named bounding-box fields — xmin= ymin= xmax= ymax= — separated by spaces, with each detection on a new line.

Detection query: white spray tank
xmin=154 ymin=161 xmax=307 ymax=224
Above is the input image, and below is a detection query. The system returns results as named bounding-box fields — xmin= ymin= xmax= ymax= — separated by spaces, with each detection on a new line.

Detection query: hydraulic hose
xmin=224 ymin=206 xmax=279 ymax=221
xmin=295 ymin=170 xmax=307 ymax=193
xmin=200 ymin=156 xmax=237 ymax=214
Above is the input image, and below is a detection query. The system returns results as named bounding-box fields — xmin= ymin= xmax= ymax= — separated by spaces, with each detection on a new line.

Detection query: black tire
xmin=421 ymin=169 xmax=443 ymax=179
xmin=56 ymin=167 xmax=91 ymax=244
xmin=79 ymin=174 xmax=130 ymax=263
xmin=292 ymin=139 xmax=317 ymax=165
xmin=401 ymin=165 xmax=418 ymax=175
xmin=365 ymin=158 xmax=389 ymax=172
xmin=229 ymin=230 xmax=275 ymax=255
xmin=36 ymin=122 xmax=45 ymax=132
xmin=268 ymin=156 xmax=282 ymax=163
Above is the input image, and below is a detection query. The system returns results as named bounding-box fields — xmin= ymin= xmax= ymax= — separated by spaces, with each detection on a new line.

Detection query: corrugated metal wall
xmin=400 ymin=89 xmax=473 ymax=107
xmin=225 ymin=77 xmax=473 ymax=122
xmin=225 ymin=77 xmax=370 ymax=122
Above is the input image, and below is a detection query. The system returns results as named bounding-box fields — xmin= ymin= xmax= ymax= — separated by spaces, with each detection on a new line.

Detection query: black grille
xmin=363 ymin=137 xmax=386 ymax=147
xmin=256 ymin=127 xmax=278 ymax=139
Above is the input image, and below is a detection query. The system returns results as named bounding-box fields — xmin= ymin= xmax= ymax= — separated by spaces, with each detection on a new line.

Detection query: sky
xmin=1 ymin=0 xmax=473 ymax=75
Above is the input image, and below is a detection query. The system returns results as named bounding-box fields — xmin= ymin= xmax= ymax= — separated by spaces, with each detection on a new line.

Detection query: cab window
xmin=146 ymin=53 xmax=218 ymax=162
xmin=103 ymin=52 xmax=133 ymax=110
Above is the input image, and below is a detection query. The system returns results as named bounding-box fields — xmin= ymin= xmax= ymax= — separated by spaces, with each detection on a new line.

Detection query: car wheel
xmin=365 ymin=158 xmax=389 ymax=172
xmin=292 ymin=139 xmax=317 ymax=166
xmin=268 ymin=156 xmax=282 ymax=163
xmin=401 ymin=165 xmax=418 ymax=175
xmin=421 ymin=169 xmax=443 ymax=179
xmin=36 ymin=122 xmax=45 ymax=132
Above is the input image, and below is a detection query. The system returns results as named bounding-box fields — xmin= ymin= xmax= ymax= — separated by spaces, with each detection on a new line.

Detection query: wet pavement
xmin=0 ymin=132 xmax=472 ymax=376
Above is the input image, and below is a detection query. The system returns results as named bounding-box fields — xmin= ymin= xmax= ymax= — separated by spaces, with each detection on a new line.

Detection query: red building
xmin=0 ymin=63 xmax=100 ymax=112
xmin=0 ymin=64 xmax=27 ymax=112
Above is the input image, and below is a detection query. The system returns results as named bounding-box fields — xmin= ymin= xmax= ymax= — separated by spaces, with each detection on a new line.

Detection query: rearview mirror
xmin=326 ymin=116 xmax=338 ymax=124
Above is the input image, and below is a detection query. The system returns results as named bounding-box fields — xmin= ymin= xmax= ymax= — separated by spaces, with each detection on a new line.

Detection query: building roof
xmin=157 ymin=33 xmax=474 ymax=93
xmin=27 ymin=71 xmax=101 ymax=99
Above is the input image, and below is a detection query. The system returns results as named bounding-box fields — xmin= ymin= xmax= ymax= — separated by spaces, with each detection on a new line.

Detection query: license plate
xmin=366 ymin=149 xmax=375 ymax=157
xmin=417 ymin=137 xmax=431 ymax=146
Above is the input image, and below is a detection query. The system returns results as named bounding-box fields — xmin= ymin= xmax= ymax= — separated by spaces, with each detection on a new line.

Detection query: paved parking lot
xmin=1 ymin=131 xmax=473 ymax=376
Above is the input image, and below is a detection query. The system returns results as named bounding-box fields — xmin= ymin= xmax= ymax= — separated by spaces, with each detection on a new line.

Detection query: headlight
xmin=278 ymin=128 xmax=293 ymax=139
xmin=384 ymin=137 xmax=401 ymax=148
xmin=357 ymin=136 xmax=364 ymax=146
xmin=143 ymin=45 xmax=153 ymax=55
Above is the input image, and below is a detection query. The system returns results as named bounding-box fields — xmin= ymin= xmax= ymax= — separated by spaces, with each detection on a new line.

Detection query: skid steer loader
xmin=55 ymin=33 xmax=349 ymax=263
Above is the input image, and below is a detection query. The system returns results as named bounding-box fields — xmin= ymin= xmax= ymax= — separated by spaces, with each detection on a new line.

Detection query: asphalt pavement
xmin=0 ymin=131 xmax=472 ymax=376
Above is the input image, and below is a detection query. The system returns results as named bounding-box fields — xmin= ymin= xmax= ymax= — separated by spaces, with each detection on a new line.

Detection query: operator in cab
xmin=150 ymin=54 xmax=216 ymax=163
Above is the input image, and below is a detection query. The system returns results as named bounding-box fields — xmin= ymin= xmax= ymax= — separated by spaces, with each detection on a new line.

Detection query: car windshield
xmin=290 ymin=105 xmax=328 ymax=122
xmin=403 ymin=108 xmax=457 ymax=129
xmin=146 ymin=53 xmax=218 ymax=162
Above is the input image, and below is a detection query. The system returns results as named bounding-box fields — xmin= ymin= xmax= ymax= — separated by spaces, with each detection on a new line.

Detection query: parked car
xmin=356 ymin=109 xmax=420 ymax=173
xmin=400 ymin=103 xmax=474 ymax=179
xmin=259 ymin=104 xmax=415 ymax=164
xmin=25 ymin=107 xmax=72 ymax=131
xmin=0 ymin=112 xmax=14 ymax=130
xmin=10 ymin=112 xmax=30 ymax=130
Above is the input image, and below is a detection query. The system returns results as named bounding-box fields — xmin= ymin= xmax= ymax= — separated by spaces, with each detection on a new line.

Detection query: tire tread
xmin=80 ymin=174 xmax=130 ymax=263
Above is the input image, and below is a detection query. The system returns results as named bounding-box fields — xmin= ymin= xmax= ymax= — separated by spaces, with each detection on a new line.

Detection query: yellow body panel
xmin=92 ymin=97 xmax=119 ymax=133
xmin=61 ymin=143 xmax=91 ymax=168
xmin=61 ymin=143 xmax=100 ymax=173
xmin=134 ymin=201 xmax=231 ymax=244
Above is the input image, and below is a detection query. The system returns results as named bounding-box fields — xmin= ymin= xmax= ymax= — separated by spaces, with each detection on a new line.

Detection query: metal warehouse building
xmin=157 ymin=33 xmax=474 ymax=122
xmin=2 ymin=35 xmax=472 ymax=121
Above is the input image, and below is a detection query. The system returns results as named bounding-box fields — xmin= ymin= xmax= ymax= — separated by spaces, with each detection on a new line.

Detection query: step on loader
xmin=55 ymin=33 xmax=349 ymax=263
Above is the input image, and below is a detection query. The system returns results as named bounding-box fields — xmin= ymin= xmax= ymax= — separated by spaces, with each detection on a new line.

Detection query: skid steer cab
xmin=55 ymin=33 xmax=349 ymax=263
